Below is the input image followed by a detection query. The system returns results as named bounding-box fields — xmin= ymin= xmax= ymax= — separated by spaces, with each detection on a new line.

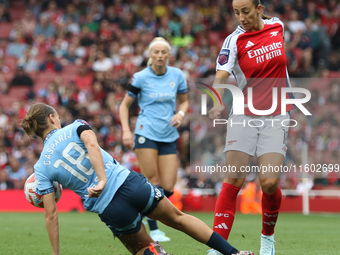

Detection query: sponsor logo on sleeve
xmin=218 ymin=49 xmax=230 ymax=65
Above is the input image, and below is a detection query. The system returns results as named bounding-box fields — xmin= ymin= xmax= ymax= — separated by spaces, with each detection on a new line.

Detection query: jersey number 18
xmin=53 ymin=142 xmax=94 ymax=183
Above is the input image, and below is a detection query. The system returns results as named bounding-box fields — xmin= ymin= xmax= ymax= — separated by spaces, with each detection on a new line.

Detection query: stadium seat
xmin=109 ymin=24 xmax=119 ymax=32
xmin=34 ymin=72 xmax=59 ymax=92
xmin=4 ymin=56 xmax=17 ymax=71
xmin=329 ymin=71 xmax=340 ymax=78
xmin=62 ymin=72 xmax=76 ymax=83
xmin=9 ymin=0 xmax=25 ymax=7
xmin=208 ymin=31 xmax=221 ymax=45
xmin=3 ymin=71 xmax=14 ymax=83
xmin=0 ymin=23 xmax=14 ymax=39
xmin=0 ymin=86 xmax=30 ymax=110
xmin=9 ymin=7 xmax=25 ymax=20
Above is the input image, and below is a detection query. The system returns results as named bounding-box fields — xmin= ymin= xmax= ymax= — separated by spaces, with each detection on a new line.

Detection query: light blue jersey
xmin=128 ymin=66 xmax=188 ymax=142
xmin=35 ymin=120 xmax=130 ymax=214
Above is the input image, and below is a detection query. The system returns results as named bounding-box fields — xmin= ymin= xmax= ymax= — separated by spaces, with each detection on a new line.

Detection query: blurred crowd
xmin=0 ymin=0 xmax=340 ymax=192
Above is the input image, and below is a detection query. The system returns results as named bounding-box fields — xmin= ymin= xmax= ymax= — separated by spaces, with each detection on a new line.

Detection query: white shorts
xmin=224 ymin=112 xmax=290 ymax=157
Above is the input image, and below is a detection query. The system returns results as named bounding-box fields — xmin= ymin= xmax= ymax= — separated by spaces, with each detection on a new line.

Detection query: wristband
xmin=178 ymin=110 xmax=185 ymax=117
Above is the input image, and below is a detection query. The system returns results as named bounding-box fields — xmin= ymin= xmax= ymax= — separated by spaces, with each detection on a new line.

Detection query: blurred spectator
xmin=34 ymin=14 xmax=56 ymax=39
xmin=92 ymin=50 xmax=113 ymax=72
xmin=0 ymin=170 xmax=14 ymax=190
xmin=0 ymin=72 xmax=8 ymax=94
xmin=0 ymin=108 xmax=8 ymax=128
xmin=92 ymin=81 xmax=106 ymax=104
xmin=99 ymin=19 xmax=112 ymax=40
xmin=74 ymin=65 xmax=93 ymax=92
xmin=10 ymin=66 xmax=34 ymax=88
xmin=71 ymin=37 xmax=86 ymax=58
xmin=9 ymin=20 xmax=25 ymax=41
xmin=209 ymin=12 xmax=224 ymax=32
xmin=327 ymin=80 xmax=340 ymax=103
xmin=5 ymin=156 xmax=27 ymax=189
xmin=198 ymin=0 xmax=214 ymax=19
xmin=87 ymin=0 xmax=105 ymax=16
xmin=79 ymin=26 xmax=95 ymax=46
xmin=21 ymin=9 xmax=37 ymax=36
xmin=155 ymin=15 xmax=173 ymax=38
xmin=65 ymin=16 xmax=81 ymax=36
xmin=136 ymin=13 xmax=156 ymax=32
xmin=153 ymin=0 xmax=168 ymax=19
xmin=27 ymin=0 xmax=42 ymax=18
xmin=17 ymin=48 xmax=39 ymax=73
xmin=72 ymin=0 xmax=87 ymax=16
xmin=168 ymin=14 xmax=182 ymax=37
xmin=174 ymin=0 xmax=188 ymax=17
xmin=120 ymin=12 xmax=137 ymax=31
xmin=288 ymin=29 xmax=313 ymax=75
xmin=105 ymin=5 xmax=120 ymax=24
xmin=288 ymin=10 xmax=307 ymax=34
xmin=326 ymin=51 xmax=340 ymax=71
xmin=61 ymin=43 xmax=82 ymax=65
xmin=83 ymin=13 xmax=99 ymax=33
xmin=112 ymin=0 xmax=129 ymax=17
xmin=42 ymin=0 xmax=63 ymax=26
xmin=39 ymin=51 xmax=62 ymax=72
xmin=6 ymin=32 xmax=27 ymax=59
xmin=53 ymin=37 xmax=68 ymax=58
xmin=62 ymin=3 xmax=80 ymax=24
xmin=303 ymin=1 xmax=321 ymax=21
xmin=0 ymin=2 xmax=10 ymax=22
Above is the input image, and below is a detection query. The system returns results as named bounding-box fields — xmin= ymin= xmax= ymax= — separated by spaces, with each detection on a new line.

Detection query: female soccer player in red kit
xmin=208 ymin=0 xmax=295 ymax=255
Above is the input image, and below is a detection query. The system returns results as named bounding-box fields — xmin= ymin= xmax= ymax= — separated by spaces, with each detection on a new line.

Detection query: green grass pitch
xmin=1 ymin=212 xmax=339 ymax=254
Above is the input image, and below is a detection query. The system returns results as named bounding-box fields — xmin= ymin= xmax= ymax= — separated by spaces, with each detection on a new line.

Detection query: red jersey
xmin=216 ymin=17 xmax=295 ymax=116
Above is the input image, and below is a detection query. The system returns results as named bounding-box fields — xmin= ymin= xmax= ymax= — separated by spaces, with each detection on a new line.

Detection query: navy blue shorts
xmin=98 ymin=171 xmax=164 ymax=236
xmin=134 ymin=134 xmax=177 ymax=155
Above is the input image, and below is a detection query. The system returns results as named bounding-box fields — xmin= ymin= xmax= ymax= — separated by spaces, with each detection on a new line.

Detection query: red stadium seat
xmin=9 ymin=0 xmax=25 ymax=7
xmin=329 ymin=71 xmax=340 ymax=78
xmin=0 ymin=23 xmax=14 ymax=39
xmin=0 ymin=86 xmax=30 ymax=110
xmin=4 ymin=56 xmax=17 ymax=71
xmin=208 ymin=31 xmax=221 ymax=45
xmin=9 ymin=7 xmax=25 ymax=21
xmin=34 ymin=72 xmax=59 ymax=92
xmin=3 ymin=71 xmax=14 ymax=83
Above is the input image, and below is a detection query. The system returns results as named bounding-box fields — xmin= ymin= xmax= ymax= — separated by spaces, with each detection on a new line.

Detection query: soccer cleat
xmin=150 ymin=229 xmax=171 ymax=242
xmin=260 ymin=234 xmax=275 ymax=255
xmin=149 ymin=241 xmax=170 ymax=255
xmin=207 ymin=249 xmax=222 ymax=255
xmin=207 ymin=249 xmax=256 ymax=255
xmin=232 ymin=251 xmax=256 ymax=255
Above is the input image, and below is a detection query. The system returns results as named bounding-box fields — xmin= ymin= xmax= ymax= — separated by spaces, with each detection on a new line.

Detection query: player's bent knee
xmin=261 ymin=179 xmax=279 ymax=194
xmin=226 ymin=178 xmax=245 ymax=187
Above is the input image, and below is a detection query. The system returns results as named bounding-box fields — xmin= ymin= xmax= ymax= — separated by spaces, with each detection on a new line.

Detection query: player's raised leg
xmin=148 ymin=196 xmax=255 ymax=255
xmin=258 ymin=153 xmax=283 ymax=255
xmin=135 ymin=148 xmax=171 ymax=242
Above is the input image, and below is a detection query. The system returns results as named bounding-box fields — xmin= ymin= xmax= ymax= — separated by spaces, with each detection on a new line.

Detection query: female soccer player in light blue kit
xmin=20 ymin=103 xmax=255 ymax=255
xmin=120 ymin=37 xmax=188 ymax=242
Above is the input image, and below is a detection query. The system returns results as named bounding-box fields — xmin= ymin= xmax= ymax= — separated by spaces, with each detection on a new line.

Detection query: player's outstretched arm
xmin=119 ymin=93 xmax=136 ymax=149
xmin=80 ymin=129 xmax=107 ymax=197
xmin=42 ymin=192 xmax=59 ymax=255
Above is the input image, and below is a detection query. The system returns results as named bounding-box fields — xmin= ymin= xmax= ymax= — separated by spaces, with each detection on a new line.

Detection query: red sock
xmin=213 ymin=183 xmax=240 ymax=240
xmin=261 ymin=187 xmax=282 ymax=236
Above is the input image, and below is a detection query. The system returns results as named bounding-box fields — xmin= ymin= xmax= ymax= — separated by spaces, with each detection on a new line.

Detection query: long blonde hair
xmin=147 ymin=37 xmax=172 ymax=66
xmin=20 ymin=103 xmax=56 ymax=139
